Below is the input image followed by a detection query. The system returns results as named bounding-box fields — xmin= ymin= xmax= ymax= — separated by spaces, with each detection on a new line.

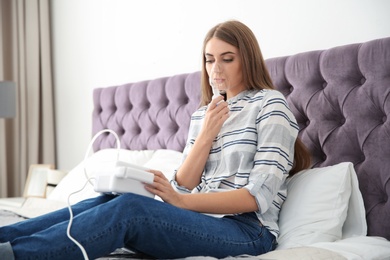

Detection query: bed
xmin=1 ymin=37 xmax=390 ymax=259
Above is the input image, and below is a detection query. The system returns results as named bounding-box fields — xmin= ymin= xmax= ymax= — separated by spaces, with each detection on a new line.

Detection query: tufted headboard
xmin=92 ymin=37 xmax=390 ymax=240
xmin=265 ymin=37 xmax=390 ymax=240
xmin=92 ymin=72 xmax=201 ymax=152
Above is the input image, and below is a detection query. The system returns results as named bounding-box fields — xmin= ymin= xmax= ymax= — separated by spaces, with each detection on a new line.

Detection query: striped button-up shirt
xmin=172 ymin=89 xmax=299 ymax=238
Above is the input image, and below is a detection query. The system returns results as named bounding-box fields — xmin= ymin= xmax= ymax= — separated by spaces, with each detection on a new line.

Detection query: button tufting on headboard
xmin=266 ymin=37 xmax=390 ymax=240
xmin=92 ymin=72 xmax=202 ymax=153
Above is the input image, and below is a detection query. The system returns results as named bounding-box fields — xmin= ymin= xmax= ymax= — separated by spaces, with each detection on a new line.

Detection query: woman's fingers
xmin=207 ymin=96 xmax=226 ymax=111
xmin=145 ymin=170 xmax=171 ymax=193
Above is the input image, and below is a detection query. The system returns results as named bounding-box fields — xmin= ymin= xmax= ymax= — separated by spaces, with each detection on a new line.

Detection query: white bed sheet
xmin=310 ymin=236 xmax=390 ymax=260
xmin=178 ymin=236 xmax=390 ymax=260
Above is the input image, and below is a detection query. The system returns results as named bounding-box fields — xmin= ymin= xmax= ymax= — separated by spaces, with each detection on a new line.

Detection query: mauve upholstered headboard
xmin=92 ymin=72 xmax=201 ymax=152
xmin=92 ymin=37 xmax=390 ymax=240
xmin=265 ymin=37 xmax=390 ymax=240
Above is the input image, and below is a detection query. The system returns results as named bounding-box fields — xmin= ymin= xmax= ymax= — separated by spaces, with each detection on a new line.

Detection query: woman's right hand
xmin=174 ymin=95 xmax=229 ymax=190
xmin=200 ymin=95 xmax=229 ymax=141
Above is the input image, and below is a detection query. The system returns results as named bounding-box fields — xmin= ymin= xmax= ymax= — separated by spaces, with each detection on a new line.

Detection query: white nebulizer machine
xmin=93 ymin=160 xmax=154 ymax=198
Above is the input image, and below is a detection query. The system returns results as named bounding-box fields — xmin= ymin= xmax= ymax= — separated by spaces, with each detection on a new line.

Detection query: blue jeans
xmin=0 ymin=193 xmax=276 ymax=259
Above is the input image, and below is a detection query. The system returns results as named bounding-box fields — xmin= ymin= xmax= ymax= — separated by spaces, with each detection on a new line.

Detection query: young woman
xmin=0 ymin=20 xmax=311 ymax=260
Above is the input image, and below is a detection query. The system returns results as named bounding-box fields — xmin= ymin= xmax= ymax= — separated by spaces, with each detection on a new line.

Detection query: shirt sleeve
xmin=243 ymin=90 xmax=299 ymax=214
xmin=170 ymin=170 xmax=192 ymax=193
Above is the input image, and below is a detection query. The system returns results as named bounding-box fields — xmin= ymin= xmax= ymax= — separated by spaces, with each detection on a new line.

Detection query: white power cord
xmin=66 ymin=129 xmax=121 ymax=260
xmin=66 ymin=177 xmax=95 ymax=259
xmin=83 ymin=129 xmax=121 ymax=184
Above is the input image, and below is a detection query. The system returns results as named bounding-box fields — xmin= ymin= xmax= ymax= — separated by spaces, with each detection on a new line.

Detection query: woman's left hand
xmin=144 ymin=170 xmax=184 ymax=207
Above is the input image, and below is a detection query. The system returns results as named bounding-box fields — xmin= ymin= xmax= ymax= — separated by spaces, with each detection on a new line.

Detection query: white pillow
xmin=142 ymin=149 xmax=183 ymax=181
xmin=341 ymin=165 xmax=367 ymax=239
xmin=277 ymin=162 xmax=366 ymax=250
xmin=48 ymin=149 xmax=182 ymax=204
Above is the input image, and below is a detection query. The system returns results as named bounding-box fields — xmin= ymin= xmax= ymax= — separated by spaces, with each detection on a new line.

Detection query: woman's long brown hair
xmin=200 ymin=20 xmax=311 ymax=176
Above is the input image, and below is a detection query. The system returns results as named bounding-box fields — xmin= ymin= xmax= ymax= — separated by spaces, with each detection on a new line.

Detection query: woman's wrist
xmin=197 ymin=130 xmax=215 ymax=145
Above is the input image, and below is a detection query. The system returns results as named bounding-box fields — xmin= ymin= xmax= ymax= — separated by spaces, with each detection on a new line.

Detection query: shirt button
xmin=262 ymin=174 xmax=266 ymax=178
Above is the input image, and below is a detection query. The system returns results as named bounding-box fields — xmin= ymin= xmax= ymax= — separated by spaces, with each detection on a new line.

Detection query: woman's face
xmin=205 ymin=37 xmax=245 ymax=98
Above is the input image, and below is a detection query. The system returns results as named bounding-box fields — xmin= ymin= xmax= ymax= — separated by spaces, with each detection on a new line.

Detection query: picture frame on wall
xmin=23 ymin=164 xmax=54 ymax=198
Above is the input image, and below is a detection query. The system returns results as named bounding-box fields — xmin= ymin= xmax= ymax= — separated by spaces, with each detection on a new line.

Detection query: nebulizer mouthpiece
xmin=209 ymin=63 xmax=227 ymax=101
